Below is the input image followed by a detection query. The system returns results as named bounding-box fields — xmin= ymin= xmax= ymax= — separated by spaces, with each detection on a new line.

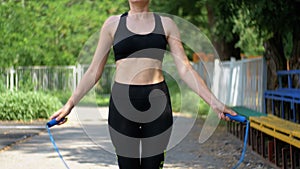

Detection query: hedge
xmin=0 ymin=91 xmax=62 ymax=121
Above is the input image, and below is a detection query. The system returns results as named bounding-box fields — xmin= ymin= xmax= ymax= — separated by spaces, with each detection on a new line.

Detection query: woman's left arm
xmin=162 ymin=17 xmax=236 ymax=120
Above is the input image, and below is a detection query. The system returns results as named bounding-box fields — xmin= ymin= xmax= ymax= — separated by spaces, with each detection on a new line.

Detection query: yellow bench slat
xmin=249 ymin=115 xmax=300 ymax=149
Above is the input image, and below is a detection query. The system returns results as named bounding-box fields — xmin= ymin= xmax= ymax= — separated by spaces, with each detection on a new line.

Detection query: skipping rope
xmin=225 ymin=114 xmax=250 ymax=169
xmin=46 ymin=115 xmax=249 ymax=169
xmin=46 ymin=118 xmax=70 ymax=169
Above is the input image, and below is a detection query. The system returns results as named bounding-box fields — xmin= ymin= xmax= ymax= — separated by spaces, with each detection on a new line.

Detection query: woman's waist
xmin=111 ymin=80 xmax=170 ymax=99
xmin=114 ymin=68 xmax=164 ymax=85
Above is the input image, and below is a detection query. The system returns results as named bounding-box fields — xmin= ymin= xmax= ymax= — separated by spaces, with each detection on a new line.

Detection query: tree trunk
xmin=264 ymin=33 xmax=287 ymax=114
xmin=264 ymin=34 xmax=287 ymax=90
xmin=290 ymin=26 xmax=300 ymax=70
xmin=290 ymin=24 xmax=300 ymax=88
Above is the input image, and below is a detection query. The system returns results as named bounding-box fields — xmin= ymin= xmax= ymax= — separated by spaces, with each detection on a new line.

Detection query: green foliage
xmin=76 ymin=93 xmax=110 ymax=107
xmin=0 ymin=91 xmax=62 ymax=121
xmin=46 ymin=90 xmax=72 ymax=105
xmin=283 ymin=32 xmax=293 ymax=60
xmin=242 ymin=1 xmax=299 ymax=35
xmin=211 ymin=0 xmax=238 ymax=42
xmin=96 ymin=94 xmax=110 ymax=107
xmin=0 ymin=0 xmax=128 ymax=68
xmin=48 ymin=89 xmax=109 ymax=107
xmin=232 ymin=9 xmax=265 ymax=56
xmin=1 ymin=0 xmax=297 ymax=66
xmin=0 ymin=76 xmax=6 ymax=92
xmin=152 ymin=0 xmax=265 ymax=58
xmin=239 ymin=0 xmax=300 ymax=59
xmin=152 ymin=0 xmax=209 ymax=38
xmin=164 ymin=73 xmax=209 ymax=116
xmin=17 ymin=71 xmax=36 ymax=91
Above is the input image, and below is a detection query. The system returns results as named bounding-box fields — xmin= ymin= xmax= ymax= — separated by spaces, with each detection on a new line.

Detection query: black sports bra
xmin=113 ymin=12 xmax=167 ymax=62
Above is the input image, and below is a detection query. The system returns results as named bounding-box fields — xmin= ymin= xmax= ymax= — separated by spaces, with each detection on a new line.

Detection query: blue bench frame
xmin=277 ymin=70 xmax=300 ymax=89
xmin=264 ymin=70 xmax=300 ymax=122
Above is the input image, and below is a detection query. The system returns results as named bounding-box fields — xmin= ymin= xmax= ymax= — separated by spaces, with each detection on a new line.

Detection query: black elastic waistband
xmin=113 ymin=80 xmax=166 ymax=87
xmin=111 ymin=80 xmax=169 ymax=99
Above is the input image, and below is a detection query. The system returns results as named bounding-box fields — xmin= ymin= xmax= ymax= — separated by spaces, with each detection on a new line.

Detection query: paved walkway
xmin=0 ymin=107 xmax=275 ymax=169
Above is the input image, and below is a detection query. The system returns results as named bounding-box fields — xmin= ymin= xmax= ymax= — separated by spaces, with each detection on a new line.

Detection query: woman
xmin=50 ymin=0 xmax=237 ymax=168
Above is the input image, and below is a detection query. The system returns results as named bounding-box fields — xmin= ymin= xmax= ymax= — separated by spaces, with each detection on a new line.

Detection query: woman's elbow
xmin=177 ymin=66 xmax=190 ymax=79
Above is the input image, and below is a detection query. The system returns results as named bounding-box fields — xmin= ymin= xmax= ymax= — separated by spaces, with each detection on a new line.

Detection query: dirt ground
xmin=164 ymin=118 xmax=276 ymax=169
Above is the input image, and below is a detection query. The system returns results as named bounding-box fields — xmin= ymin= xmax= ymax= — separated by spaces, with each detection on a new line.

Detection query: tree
xmin=0 ymin=0 xmax=128 ymax=67
xmin=205 ymin=0 xmax=241 ymax=60
xmin=166 ymin=0 xmax=300 ymax=88
xmin=151 ymin=0 xmax=265 ymax=61
xmin=237 ymin=0 xmax=300 ymax=89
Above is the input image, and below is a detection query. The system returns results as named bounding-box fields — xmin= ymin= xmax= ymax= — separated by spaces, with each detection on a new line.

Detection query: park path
xmin=0 ymin=107 xmax=275 ymax=169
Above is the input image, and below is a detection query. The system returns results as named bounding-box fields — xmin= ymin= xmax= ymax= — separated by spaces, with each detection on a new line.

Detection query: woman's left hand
xmin=212 ymin=104 xmax=237 ymax=121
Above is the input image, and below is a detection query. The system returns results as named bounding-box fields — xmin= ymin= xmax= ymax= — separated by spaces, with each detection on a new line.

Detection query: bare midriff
xmin=115 ymin=58 xmax=164 ymax=85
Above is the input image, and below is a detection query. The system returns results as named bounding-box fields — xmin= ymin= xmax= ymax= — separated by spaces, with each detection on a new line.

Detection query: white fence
xmin=194 ymin=57 xmax=266 ymax=112
xmin=1 ymin=66 xmax=77 ymax=91
xmin=0 ymin=65 xmax=115 ymax=93
xmin=1 ymin=58 xmax=265 ymax=111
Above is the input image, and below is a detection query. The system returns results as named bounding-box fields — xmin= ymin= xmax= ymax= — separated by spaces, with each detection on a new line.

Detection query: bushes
xmin=0 ymin=91 xmax=62 ymax=121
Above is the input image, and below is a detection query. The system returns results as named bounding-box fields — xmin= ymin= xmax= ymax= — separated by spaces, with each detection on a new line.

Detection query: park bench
xmin=227 ymin=106 xmax=266 ymax=146
xmin=227 ymin=106 xmax=300 ymax=168
xmin=227 ymin=70 xmax=300 ymax=168
xmin=250 ymin=114 xmax=300 ymax=168
xmin=264 ymin=70 xmax=300 ymax=123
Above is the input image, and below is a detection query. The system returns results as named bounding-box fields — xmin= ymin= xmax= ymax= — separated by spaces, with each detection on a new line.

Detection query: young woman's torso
xmin=110 ymin=12 xmax=168 ymax=85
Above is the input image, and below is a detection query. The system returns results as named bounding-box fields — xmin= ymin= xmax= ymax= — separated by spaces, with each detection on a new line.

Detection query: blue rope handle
xmin=46 ymin=118 xmax=70 ymax=169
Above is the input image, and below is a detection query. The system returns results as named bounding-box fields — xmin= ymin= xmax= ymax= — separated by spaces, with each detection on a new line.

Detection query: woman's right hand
xmin=49 ymin=104 xmax=73 ymax=125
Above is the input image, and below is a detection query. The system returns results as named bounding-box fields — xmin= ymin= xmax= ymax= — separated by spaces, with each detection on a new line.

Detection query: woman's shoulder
xmin=160 ymin=15 xmax=178 ymax=28
xmin=103 ymin=14 xmax=122 ymax=27
xmin=159 ymin=15 xmax=179 ymax=36
xmin=160 ymin=15 xmax=176 ymax=25
xmin=101 ymin=14 xmax=122 ymax=35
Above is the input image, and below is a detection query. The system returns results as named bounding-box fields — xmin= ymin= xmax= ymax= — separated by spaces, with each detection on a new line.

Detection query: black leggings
xmin=108 ymin=81 xmax=173 ymax=169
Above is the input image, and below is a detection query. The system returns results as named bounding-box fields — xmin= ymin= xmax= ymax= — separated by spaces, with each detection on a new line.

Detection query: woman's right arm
xmin=50 ymin=16 xmax=119 ymax=121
